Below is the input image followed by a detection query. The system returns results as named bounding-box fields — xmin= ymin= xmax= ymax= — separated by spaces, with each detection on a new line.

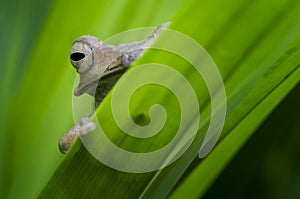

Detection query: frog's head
xmin=70 ymin=36 xmax=101 ymax=74
xmin=70 ymin=35 xmax=121 ymax=97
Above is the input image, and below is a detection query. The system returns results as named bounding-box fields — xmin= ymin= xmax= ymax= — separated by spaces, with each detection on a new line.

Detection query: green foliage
xmin=1 ymin=0 xmax=299 ymax=198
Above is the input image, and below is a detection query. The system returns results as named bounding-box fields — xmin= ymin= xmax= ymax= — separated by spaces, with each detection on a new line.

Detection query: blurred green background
xmin=1 ymin=0 xmax=299 ymax=198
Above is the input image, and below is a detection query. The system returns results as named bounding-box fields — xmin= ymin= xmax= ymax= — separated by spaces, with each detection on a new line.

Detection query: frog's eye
xmin=70 ymin=52 xmax=85 ymax=61
xmin=70 ymin=42 xmax=93 ymax=73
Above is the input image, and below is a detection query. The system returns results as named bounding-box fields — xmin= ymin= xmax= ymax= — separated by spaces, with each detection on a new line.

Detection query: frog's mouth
xmin=102 ymin=64 xmax=128 ymax=78
xmin=74 ymin=64 xmax=128 ymax=97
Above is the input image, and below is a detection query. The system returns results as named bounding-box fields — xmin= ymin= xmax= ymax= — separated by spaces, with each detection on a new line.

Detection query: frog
xmin=58 ymin=22 xmax=169 ymax=154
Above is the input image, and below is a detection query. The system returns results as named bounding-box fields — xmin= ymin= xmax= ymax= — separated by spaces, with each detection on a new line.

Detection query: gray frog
xmin=59 ymin=22 xmax=169 ymax=154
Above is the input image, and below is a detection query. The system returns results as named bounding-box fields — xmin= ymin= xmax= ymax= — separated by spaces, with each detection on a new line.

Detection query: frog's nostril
xmin=71 ymin=52 xmax=85 ymax=61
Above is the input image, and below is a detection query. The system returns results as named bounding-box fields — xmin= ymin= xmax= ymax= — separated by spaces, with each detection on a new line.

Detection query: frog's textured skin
xmin=58 ymin=22 xmax=169 ymax=154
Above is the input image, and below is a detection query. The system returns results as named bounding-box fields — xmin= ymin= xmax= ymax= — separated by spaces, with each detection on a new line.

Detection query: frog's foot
xmin=58 ymin=117 xmax=96 ymax=154
xmin=58 ymin=123 xmax=81 ymax=154
xmin=79 ymin=117 xmax=96 ymax=135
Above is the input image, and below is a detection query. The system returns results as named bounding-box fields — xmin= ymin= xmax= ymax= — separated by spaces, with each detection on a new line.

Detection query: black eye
xmin=70 ymin=52 xmax=85 ymax=61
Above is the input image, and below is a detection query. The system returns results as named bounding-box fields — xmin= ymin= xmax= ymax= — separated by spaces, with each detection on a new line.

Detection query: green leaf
xmin=40 ymin=0 xmax=300 ymax=198
xmin=169 ymin=46 xmax=300 ymax=199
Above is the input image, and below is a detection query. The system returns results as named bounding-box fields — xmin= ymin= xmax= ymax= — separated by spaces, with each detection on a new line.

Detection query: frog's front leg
xmin=58 ymin=115 xmax=95 ymax=154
